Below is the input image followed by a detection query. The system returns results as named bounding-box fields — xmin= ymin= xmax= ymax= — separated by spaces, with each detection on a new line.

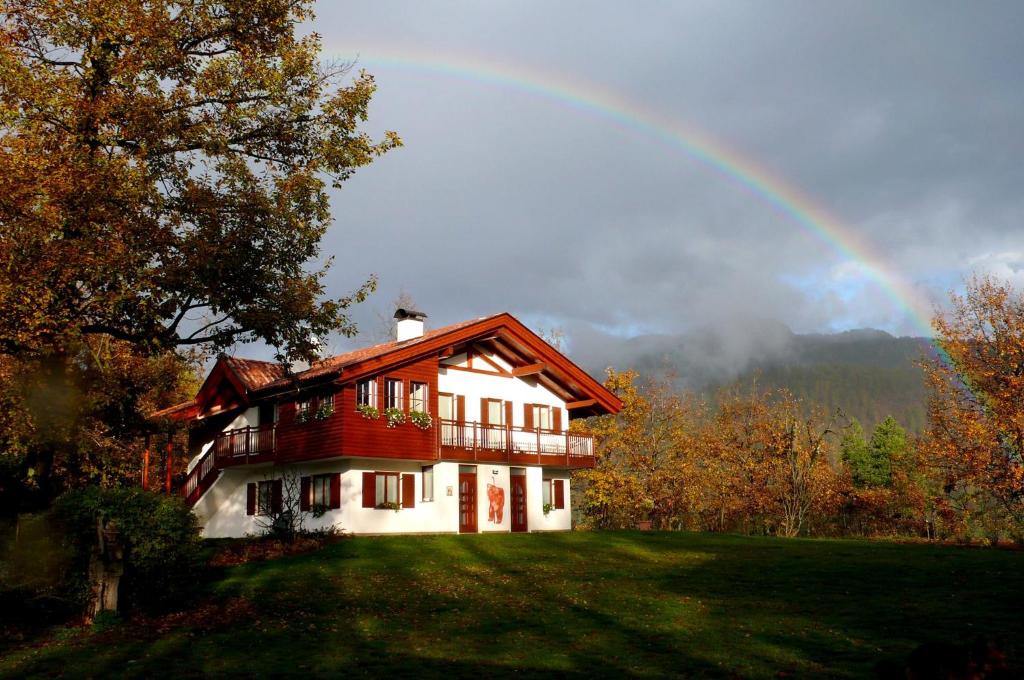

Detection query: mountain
xmin=573 ymin=321 xmax=933 ymax=432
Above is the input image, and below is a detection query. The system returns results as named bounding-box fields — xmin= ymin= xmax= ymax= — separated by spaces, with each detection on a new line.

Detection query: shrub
xmin=52 ymin=487 xmax=203 ymax=614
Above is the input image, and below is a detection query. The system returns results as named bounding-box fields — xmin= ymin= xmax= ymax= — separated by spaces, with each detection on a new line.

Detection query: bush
xmin=52 ymin=487 xmax=202 ymax=614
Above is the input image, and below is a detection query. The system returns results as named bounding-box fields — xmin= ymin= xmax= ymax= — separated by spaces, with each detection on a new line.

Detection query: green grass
xmin=2 ymin=532 xmax=1021 ymax=678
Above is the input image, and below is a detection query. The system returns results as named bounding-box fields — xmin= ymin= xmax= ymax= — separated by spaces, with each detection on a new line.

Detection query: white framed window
xmin=422 ymin=465 xmax=434 ymax=502
xmin=438 ymin=393 xmax=454 ymax=421
xmin=410 ymin=381 xmax=428 ymax=412
xmin=296 ymin=400 xmax=311 ymax=422
xmin=542 ymin=479 xmax=552 ymax=506
xmin=356 ymin=379 xmax=377 ymax=408
xmin=316 ymin=393 xmax=334 ymax=419
xmin=532 ymin=404 xmax=552 ymax=431
xmin=311 ymin=474 xmax=331 ymax=508
xmin=385 ymin=378 xmax=403 ymax=411
xmin=375 ymin=472 xmax=399 ymax=506
xmin=257 ymin=480 xmax=275 ymax=516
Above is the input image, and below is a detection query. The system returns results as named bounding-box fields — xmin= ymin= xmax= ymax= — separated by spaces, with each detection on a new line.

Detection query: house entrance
xmin=511 ymin=469 xmax=527 ymax=532
xmin=459 ymin=465 xmax=478 ymax=533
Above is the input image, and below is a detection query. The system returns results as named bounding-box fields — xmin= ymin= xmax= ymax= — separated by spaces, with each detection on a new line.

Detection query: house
xmin=152 ymin=311 xmax=622 ymax=537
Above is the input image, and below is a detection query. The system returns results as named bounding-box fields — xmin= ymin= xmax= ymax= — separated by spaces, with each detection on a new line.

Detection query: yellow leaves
xmin=923 ymin=274 xmax=1024 ymax=529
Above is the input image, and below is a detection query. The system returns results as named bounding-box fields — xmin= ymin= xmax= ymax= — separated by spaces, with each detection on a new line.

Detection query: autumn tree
xmin=922 ymin=275 xmax=1024 ymax=536
xmin=0 ymin=1 xmax=398 ymax=506
xmin=578 ymin=369 xmax=702 ymax=529
xmin=0 ymin=0 xmax=397 ymax=362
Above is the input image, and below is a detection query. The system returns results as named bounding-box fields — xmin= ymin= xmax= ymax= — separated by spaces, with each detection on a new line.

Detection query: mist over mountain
xmin=571 ymin=320 xmax=931 ymax=431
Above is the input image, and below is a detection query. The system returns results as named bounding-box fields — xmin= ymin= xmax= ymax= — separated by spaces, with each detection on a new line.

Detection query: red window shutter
xmin=402 ymin=473 xmax=415 ymax=509
xmin=504 ymin=400 xmax=513 ymax=427
xmin=330 ymin=473 xmax=341 ymax=509
xmin=272 ymin=479 xmax=283 ymax=513
xmin=480 ymin=398 xmax=489 ymax=425
xmin=554 ymin=479 xmax=565 ymax=509
xmin=300 ymin=476 xmax=311 ymax=511
xmin=456 ymin=395 xmax=466 ymax=422
xmin=523 ymin=404 xmax=534 ymax=431
xmin=246 ymin=482 xmax=256 ymax=515
xmin=552 ymin=407 xmax=563 ymax=433
xmin=362 ymin=471 xmax=376 ymax=508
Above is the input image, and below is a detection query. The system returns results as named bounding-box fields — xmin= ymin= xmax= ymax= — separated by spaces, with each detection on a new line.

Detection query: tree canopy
xmin=0 ymin=0 xmax=399 ymax=363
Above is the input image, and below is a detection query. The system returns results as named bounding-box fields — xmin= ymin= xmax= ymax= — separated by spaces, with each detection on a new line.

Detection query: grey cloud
xmin=291 ymin=2 xmax=1024 ymax=360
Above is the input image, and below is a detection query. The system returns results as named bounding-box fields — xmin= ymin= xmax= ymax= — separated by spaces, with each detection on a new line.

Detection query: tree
xmin=867 ymin=416 xmax=908 ymax=483
xmin=369 ymin=290 xmax=419 ymax=344
xmin=0 ymin=0 xmax=399 ymax=363
xmin=579 ymin=369 xmax=701 ymax=530
xmin=840 ymin=419 xmax=873 ymax=486
xmin=922 ymin=275 xmax=1024 ymax=534
xmin=0 ymin=1 xmax=397 ymax=505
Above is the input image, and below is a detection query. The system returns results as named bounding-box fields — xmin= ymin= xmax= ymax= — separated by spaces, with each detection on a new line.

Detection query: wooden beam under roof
xmin=565 ymin=398 xmax=597 ymax=410
xmin=512 ymin=362 xmax=546 ymax=377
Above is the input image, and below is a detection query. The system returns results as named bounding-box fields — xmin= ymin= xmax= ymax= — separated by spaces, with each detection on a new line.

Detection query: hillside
xmin=3 ymin=533 xmax=1020 ymax=679
xmin=574 ymin=322 xmax=933 ymax=431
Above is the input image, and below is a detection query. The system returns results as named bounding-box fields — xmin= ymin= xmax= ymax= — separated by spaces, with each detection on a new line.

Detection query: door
xmin=459 ymin=472 xmax=478 ymax=533
xmin=511 ymin=473 xmax=528 ymax=532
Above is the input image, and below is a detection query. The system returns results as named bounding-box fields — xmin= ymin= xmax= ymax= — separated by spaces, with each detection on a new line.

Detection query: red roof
xmin=154 ymin=313 xmax=621 ymax=421
xmin=222 ymin=357 xmax=288 ymax=391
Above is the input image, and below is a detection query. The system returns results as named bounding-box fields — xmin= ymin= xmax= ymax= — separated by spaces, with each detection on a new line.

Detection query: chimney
xmin=394 ymin=308 xmax=427 ymax=342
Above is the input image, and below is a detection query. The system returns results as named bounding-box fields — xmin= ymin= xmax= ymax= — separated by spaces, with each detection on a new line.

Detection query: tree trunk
xmin=88 ymin=517 xmax=124 ymax=620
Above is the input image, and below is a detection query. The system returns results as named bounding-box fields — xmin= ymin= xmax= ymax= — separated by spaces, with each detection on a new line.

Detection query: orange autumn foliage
xmin=922 ymin=275 xmax=1024 ymax=531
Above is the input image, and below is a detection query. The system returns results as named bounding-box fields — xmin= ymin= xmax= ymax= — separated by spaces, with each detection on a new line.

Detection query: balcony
xmin=438 ymin=419 xmax=595 ymax=468
xmin=214 ymin=424 xmax=277 ymax=468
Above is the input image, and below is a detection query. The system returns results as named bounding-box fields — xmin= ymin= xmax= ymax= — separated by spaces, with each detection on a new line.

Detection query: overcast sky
xmin=284 ymin=2 xmax=1023 ymax=356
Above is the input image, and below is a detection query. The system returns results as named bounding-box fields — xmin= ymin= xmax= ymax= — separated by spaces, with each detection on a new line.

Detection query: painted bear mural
xmin=486 ymin=482 xmax=505 ymax=523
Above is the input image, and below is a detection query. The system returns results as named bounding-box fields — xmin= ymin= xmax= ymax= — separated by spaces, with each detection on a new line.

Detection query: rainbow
xmin=326 ymin=46 xmax=938 ymax=339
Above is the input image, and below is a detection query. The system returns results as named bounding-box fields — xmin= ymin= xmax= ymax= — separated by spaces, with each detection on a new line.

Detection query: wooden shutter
xmin=523 ymin=404 xmax=534 ymax=431
xmin=402 ymin=473 xmax=415 ymax=509
xmin=246 ymin=482 xmax=256 ymax=515
xmin=504 ymin=400 xmax=513 ymax=427
xmin=330 ymin=473 xmax=341 ymax=509
xmin=552 ymin=407 xmax=563 ymax=433
xmin=456 ymin=395 xmax=466 ymax=422
xmin=480 ymin=398 xmax=489 ymax=425
xmin=271 ymin=479 xmax=283 ymax=513
xmin=362 ymin=471 xmax=376 ymax=508
xmin=300 ymin=476 xmax=311 ymax=511
xmin=554 ymin=479 xmax=565 ymax=509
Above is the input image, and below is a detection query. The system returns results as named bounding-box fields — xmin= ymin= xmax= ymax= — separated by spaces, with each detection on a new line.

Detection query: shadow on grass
xmin=2 ymin=532 xmax=1021 ymax=679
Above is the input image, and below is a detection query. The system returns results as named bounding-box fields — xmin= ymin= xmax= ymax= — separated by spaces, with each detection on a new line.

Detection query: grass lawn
xmin=1 ymin=531 xmax=1021 ymax=678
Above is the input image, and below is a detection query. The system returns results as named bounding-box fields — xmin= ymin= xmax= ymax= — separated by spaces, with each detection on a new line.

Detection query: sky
xmin=287 ymin=2 xmax=1024 ymax=356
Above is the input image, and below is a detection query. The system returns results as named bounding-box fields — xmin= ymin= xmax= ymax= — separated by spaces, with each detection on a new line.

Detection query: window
xmin=311 ymin=474 xmax=331 ymax=509
xmin=258 ymin=402 xmax=278 ymax=425
xmin=532 ymin=404 xmax=552 ymax=431
xmin=375 ymin=472 xmax=400 ymax=506
xmin=542 ymin=479 xmax=552 ymax=507
xmin=257 ymin=480 xmax=274 ymax=516
xmin=356 ymin=379 xmax=377 ymax=408
xmin=385 ymin=378 xmax=403 ymax=411
xmin=486 ymin=398 xmax=504 ymax=425
xmin=296 ymin=399 xmax=311 ymax=423
xmin=316 ymin=393 xmax=334 ymax=419
xmin=422 ymin=465 xmax=434 ymax=502
xmin=438 ymin=393 xmax=454 ymax=421
xmin=410 ymin=382 xmax=428 ymax=412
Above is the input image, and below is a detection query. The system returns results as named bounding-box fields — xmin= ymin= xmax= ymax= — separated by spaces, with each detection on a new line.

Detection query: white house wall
xmin=438 ymin=355 xmax=566 ymax=426
xmin=194 ymin=458 xmax=570 ymax=538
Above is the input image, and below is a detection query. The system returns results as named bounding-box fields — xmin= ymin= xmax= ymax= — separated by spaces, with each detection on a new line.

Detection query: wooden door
xmin=459 ymin=472 xmax=478 ymax=533
xmin=511 ymin=474 xmax=528 ymax=532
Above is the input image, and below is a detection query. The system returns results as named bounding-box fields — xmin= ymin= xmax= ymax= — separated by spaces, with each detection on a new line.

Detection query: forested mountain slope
xmin=576 ymin=322 xmax=932 ymax=431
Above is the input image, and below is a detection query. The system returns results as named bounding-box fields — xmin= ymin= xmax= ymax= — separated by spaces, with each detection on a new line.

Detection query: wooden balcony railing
xmin=181 ymin=448 xmax=218 ymax=506
xmin=213 ymin=424 xmax=276 ymax=467
xmin=437 ymin=419 xmax=595 ymax=467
